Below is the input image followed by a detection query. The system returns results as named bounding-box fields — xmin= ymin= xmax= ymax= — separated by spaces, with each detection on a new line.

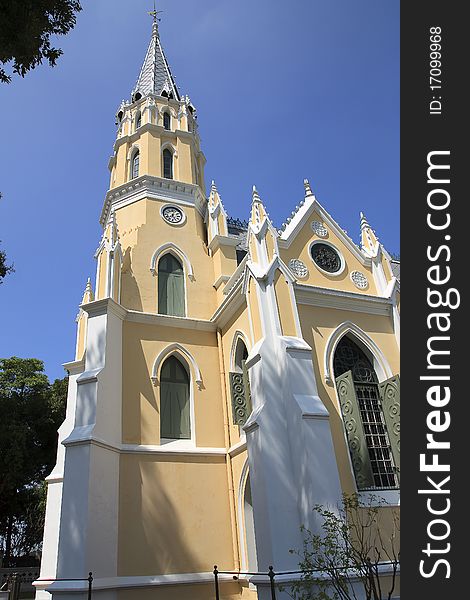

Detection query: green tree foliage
xmin=289 ymin=495 xmax=400 ymax=600
xmin=0 ymin=242 xmax=14 ymax=283
xmin=0 ymin=357 xmax=67 ymax=564
xmin=0 ymin=1 xmax=82 ymax=83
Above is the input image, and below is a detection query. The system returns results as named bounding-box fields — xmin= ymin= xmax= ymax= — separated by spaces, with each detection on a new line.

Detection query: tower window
xmin=131 ymin=150 xmax=140 ymax=179
xmin=136 ymin=111 xmax=142 ymax=129
xmin=158 ymin=253 xmax=184 ymax=316
xmin=163 ymin=112 xmax=171 ymax=130
xmin=163 ymin=148 xmax=173 ymax=179
xmin=160 ymin=355 xmax=190 ymax=440
xmin=334 ymin=336 xmax=400 ymax=490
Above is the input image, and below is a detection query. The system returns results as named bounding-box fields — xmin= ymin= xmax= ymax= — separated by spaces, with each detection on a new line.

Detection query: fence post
xmin=87 ymin=572 xmax=93 ymax=600
xmin=8 ymin=574 xmax=20 ymax=600
xmin=213 ymin=566 xmax=220 ymax=600
xmin=268 ymin=566 xmax=276 ymax=600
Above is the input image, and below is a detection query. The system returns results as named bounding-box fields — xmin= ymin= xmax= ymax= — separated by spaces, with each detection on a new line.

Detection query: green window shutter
xmin=158 ymin=255 xmax=185 ymax=317
xmin=379 ymin=375 xmax=400 ymax=479
xmin=160 ymin=381 xmax=190 ymax=439
xmin=336 ymin=370 xmax=375 ymax=490
xmin=229 ymin=364 xmax=252 ymax=427
xmin=160 ymin=356 xmax=190 ymax=440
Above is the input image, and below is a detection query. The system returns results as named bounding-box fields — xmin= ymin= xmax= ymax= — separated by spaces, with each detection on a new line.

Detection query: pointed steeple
xmin=132 ymin=16 xmax=180 ymax=101
xmin=250 ymin=185 xmax=269 ymax=226
xmin=81 ymin=278 xmax=94 ymax=305
xmin=360 ymin=212 xmax=380 ymax=255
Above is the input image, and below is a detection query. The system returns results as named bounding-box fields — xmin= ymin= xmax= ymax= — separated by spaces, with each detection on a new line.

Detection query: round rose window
xmin=310 ymin=243 xmax=342 ymax=273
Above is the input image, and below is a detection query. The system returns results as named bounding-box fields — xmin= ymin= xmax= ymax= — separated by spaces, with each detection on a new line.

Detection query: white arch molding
xmin=324 ymin=321 xmax=393 ymax=384
xmin=229 ymin=330 xmax=251 ymax=373
xmin=151 ymin=343 xmax=202 ymax=390
xmin=150 ymin=243 xmax=195 ymax=280
xmin=160 ymin=141 xmax=178 ymax=158
xmin=127 ymin=142 xmax=140 ymax=160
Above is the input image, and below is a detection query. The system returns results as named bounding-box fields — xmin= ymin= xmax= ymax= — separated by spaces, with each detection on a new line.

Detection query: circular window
xmin=311 ymin=220 xmax=328 ymax=238
xmin=288 ymin=259 xmax=309 ymax=279
xmin=310 ymin=242 xmax=343 ymax=274
xmin=161 ymin=205 xmax=185 ymax=226
xmin=350 ymin=270 xmax=369 ymax=289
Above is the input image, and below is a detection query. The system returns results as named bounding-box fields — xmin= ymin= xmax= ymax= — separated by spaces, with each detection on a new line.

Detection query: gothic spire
xmin=131 ymin=15 xmax=180 ymax=101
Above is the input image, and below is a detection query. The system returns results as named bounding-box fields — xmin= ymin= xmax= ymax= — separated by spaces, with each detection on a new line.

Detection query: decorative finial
xmin=360 ymin=212 xmax=370 ymax=230
xmin=149 ymin=2 xmax=163 ymax=32
xmin=252 ymin=185 xmax=260 ymax=202
xmin=304 ymin=178 xmax=313 ymax=196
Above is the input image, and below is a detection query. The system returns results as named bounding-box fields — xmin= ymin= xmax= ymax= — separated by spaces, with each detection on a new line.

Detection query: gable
xmin=279 ymin=204 xmax=377 ymax=296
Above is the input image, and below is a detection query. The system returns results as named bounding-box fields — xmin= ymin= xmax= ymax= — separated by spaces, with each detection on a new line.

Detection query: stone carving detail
xmin=350 ymin=270 xmax=369 ymax=289
xmin=288 ymin=259 xmax=309 ymax=279
xmin=311 ymin=220 xmax=328 ymax=237
xmin=229 ymin=372 xmax=250 ymax=427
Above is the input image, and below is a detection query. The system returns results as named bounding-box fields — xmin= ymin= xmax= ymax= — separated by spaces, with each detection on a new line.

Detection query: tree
xmin=0 ymin=1 xmax=82 ymax=84
xmin=288 ymin=494 xmax=400 ymax=600
xmin=0 ymin=357 xmax=67 ymax=565
xmin=0 ymin=242 xmax=14 ymax=283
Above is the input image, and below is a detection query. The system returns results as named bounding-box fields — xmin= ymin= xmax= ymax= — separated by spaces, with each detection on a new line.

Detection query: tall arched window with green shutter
xmin=158 ymin=253 xmax=185 ymax=317
xmin=160 ymin=355 xmax=190 ymax=440
xmin=334 ymin=335 xmax=400 ymax=490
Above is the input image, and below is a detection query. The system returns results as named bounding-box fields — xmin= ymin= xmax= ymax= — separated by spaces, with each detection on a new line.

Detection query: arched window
xmin=334 ymin=336 xmax=400 ymax=490
xmin=160 ymin=355 xmax=190 ymax=439
xmin=158 ymin=253 xmax=185 ymax=316
xmin=244 ymin=474 xmax=258 ymax=570
xmin=131 ymin=150 xmax=139 ymax=179
xmin=136 ymin=111 xmax=142 ymax=130
xmin=163 ymin=148 xmax=173 ymax=179
xmin=163 ymin=111 xmax=171 ymax=131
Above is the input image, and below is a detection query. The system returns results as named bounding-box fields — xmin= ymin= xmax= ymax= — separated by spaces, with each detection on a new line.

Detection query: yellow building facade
xmin=36 ymin=18 xmax=400 ymax=600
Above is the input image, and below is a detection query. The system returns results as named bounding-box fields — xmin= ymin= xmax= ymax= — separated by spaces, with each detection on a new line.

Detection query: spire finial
xmin=304 ymin=178 xmax=313 ymax=196
xmin=360 ymin=212 xmax=370 ymax=231
xmin=148 ymin=2 xmax=163 ymax=34
xmin=252 ymin=185 xmax=261 ymax=203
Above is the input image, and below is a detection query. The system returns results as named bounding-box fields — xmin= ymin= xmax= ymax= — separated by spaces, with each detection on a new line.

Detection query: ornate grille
xmin=311 ymin=243 xmax=341 ymax=273
xmin=334 ymin=336 xmax=398 ymax=489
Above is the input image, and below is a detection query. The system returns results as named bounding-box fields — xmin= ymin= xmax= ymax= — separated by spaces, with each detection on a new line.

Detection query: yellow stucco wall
xmin=118 ymin=454 xmax=234 ymax=576
xmin=122 ymin=321 xmax=225 ymax=447
xmin=116 ymin=199 xmax=216 ymax=319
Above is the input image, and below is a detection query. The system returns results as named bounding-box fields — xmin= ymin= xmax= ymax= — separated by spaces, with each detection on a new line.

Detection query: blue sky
xmin=0 ymin=0 xmax=399 ymax=381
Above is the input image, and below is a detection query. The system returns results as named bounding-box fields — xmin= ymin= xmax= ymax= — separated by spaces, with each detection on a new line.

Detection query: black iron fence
xmin=8 ymin=573 xmax=94 ymax=600
xmin=213 ymin=566 xmax=303 ymax=600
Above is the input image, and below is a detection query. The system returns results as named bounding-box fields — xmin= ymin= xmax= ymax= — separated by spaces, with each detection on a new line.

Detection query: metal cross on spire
xmin=148 ymin=2 xmax=163 ymax=25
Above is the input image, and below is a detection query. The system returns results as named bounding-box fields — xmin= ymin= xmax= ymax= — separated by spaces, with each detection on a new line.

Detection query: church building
xmin=35 ymin=16 xmax=400 ymax=600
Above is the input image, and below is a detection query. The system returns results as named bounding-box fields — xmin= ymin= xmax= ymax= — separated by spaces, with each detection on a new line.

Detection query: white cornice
xmin=34 ymin=571 xmax=240 ymax=593
xmin=208 ymin=234 xmax=240 ymax=252
xmin=213 ymin=274 xmax=230 ymax=289
xmin=126 ymin=309 xmax=216 ymax=331
xmin=294 ymin=283 xmax=392 ymax=316
xmin=211 ymin=277 xmax=246 ymax=329
xmin=100 ymin=175 xmax=207 ymax=226
xmin=62 ymin=357 xmax=86 ymax=375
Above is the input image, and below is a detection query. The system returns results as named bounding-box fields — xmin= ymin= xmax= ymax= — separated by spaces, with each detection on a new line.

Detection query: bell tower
xmin=108 ymin=15 xmax=205 ymax=192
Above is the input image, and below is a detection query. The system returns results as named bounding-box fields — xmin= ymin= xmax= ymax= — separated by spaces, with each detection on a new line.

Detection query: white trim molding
xmin=323 ymin=321 xmax=394 ymax=384
xmin=150 ymin=243 xmax=195 ymax=280
xmin=151 ymin=343 xmax=203 ymax=389
xmin=309 ymin=239 xmax=346 ymax=277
